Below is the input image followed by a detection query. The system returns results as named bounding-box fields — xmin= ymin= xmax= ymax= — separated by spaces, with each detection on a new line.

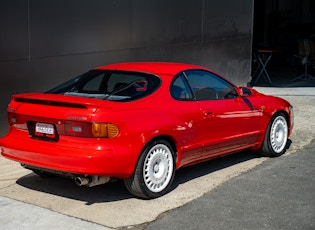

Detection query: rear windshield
xmin=47 ymin=70 xmax=161 ymax=102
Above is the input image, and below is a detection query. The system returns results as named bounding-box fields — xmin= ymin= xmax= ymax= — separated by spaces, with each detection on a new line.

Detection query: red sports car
xmin=0 ymin=62 xmax=293 ymax=199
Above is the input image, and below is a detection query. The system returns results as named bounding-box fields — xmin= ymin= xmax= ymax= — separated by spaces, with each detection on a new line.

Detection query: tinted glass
xmin=47 ymin=70 xmax=161 ymax=102
xmin=184 ymin=70 xmax=237 ymax=100
xmin=170 ymin=73 xmax=194 ymax=100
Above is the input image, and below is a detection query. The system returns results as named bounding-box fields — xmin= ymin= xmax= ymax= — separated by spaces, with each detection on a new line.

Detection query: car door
xmin=184 ymin=70 xmax=262 ymax=157
xmin=169 ymin=73 xmax=206 ymax=166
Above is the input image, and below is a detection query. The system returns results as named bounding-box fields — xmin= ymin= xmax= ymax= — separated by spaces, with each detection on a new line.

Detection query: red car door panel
xmin=198 ymin=97 xmax=262 ymax=156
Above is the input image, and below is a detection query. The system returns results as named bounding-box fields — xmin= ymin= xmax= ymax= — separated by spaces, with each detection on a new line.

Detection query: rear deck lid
xmin=10 ymin=93 xmax=101 ymax=120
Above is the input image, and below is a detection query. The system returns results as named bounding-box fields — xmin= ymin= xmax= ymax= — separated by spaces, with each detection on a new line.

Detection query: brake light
xmin=65 ymin=121 xmax=91 ymax=137
xmin=65 ymin=121 xmax=119 ymax=138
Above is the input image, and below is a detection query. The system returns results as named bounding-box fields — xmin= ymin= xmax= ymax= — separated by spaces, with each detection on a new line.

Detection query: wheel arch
xmin=136 ymin=135 xmax=179 ymax=170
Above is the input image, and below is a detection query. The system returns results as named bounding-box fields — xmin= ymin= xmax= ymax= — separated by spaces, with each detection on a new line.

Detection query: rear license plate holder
xmin=27 ymin=121 xmax=59 ymax=141
xmin=35 ymin=122 xmax=55 ymax=135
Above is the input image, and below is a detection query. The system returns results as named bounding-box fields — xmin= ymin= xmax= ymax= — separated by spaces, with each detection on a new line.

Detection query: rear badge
xmin=67 ymin=115 xmax=88 ymax=121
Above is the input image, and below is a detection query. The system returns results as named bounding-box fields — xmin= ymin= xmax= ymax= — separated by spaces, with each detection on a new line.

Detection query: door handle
xmin=203 ymin=111 xmax=214 ymax=116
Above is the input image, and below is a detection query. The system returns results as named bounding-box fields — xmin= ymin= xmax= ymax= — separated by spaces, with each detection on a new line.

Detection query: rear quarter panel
xmin=92 ymin=88 xmax=204 ymax=173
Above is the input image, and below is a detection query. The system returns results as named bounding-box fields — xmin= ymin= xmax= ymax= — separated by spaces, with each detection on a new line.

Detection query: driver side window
xmin=184 ymin=70 xmax=237 ymax=100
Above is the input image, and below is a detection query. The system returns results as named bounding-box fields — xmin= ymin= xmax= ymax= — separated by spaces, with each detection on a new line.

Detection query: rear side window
xmin=170 ymin=73 xmax=194 ymax=100
xmin=47 ymin=70 xmax=161 ymax=102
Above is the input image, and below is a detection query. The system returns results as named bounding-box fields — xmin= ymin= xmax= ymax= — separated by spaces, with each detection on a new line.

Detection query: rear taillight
xmin=65 ymin=121 xmax=92 ymax=137
xmin=65 ymin=121 xmax=119 ymax=138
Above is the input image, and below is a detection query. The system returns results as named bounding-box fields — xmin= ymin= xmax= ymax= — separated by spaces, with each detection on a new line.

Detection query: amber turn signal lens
xmin=92 ymin=123 xmax=119 ymax=138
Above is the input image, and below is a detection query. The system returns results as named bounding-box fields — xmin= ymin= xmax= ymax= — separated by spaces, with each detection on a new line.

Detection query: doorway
xmin=251 ymin=0 xmax=315 ymax=87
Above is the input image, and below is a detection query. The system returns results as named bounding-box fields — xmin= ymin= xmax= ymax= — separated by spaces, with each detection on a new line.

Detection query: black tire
xmin=259 ymin=113 xmax=288 ymax=157
xmin=124 ymin=139 xmax=176 ymax=199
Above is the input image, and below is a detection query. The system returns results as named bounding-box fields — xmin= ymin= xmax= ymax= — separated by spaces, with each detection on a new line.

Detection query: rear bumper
xmin=0 ymin=134 xmax=132 ymax=178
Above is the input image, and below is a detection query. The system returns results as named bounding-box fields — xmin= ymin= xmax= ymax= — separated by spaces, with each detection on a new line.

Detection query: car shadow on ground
xmin=15 ymin=141 xmax=292 ymax=204
xmin=173 ymin=139 xmax=292 ymax=189
xmin=171 ymin=150 xmax=262 ymax=190
xmin=16 ymin=173 xmax=133 ymax=204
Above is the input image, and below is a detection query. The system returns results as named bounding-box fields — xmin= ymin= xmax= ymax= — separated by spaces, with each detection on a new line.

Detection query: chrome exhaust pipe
xmin=74 ymin=176 xmax=110 ymax=187
xmin=75 ymin=176 xmax=91 ymax=186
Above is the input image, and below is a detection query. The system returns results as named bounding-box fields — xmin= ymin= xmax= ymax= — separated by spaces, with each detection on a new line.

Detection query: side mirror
xmin=238 ymin=87 xmax=253 ymax=97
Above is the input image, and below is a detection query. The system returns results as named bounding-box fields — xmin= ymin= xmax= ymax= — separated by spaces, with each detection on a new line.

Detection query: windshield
xmin=47 ymin=70 xmax=161 ymax=102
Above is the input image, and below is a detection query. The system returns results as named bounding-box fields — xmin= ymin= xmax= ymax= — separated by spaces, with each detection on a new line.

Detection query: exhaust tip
xmin=74 ymin=177 xmax=90 ymax=186
xmin=74 ymin=176 xmax=110 ymax=187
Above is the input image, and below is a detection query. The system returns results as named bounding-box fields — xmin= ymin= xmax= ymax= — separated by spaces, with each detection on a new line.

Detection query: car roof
xmin=95 ymin=62 xmax=210 ymax=76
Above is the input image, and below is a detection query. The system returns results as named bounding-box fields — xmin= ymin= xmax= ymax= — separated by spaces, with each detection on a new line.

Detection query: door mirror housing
xmin=238 ymin=87 xmax=253 ymax=97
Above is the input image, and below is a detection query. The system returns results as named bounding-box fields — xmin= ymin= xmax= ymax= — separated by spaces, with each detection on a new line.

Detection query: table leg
xmin=253 ymin=53 xmax=272 ymax=85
